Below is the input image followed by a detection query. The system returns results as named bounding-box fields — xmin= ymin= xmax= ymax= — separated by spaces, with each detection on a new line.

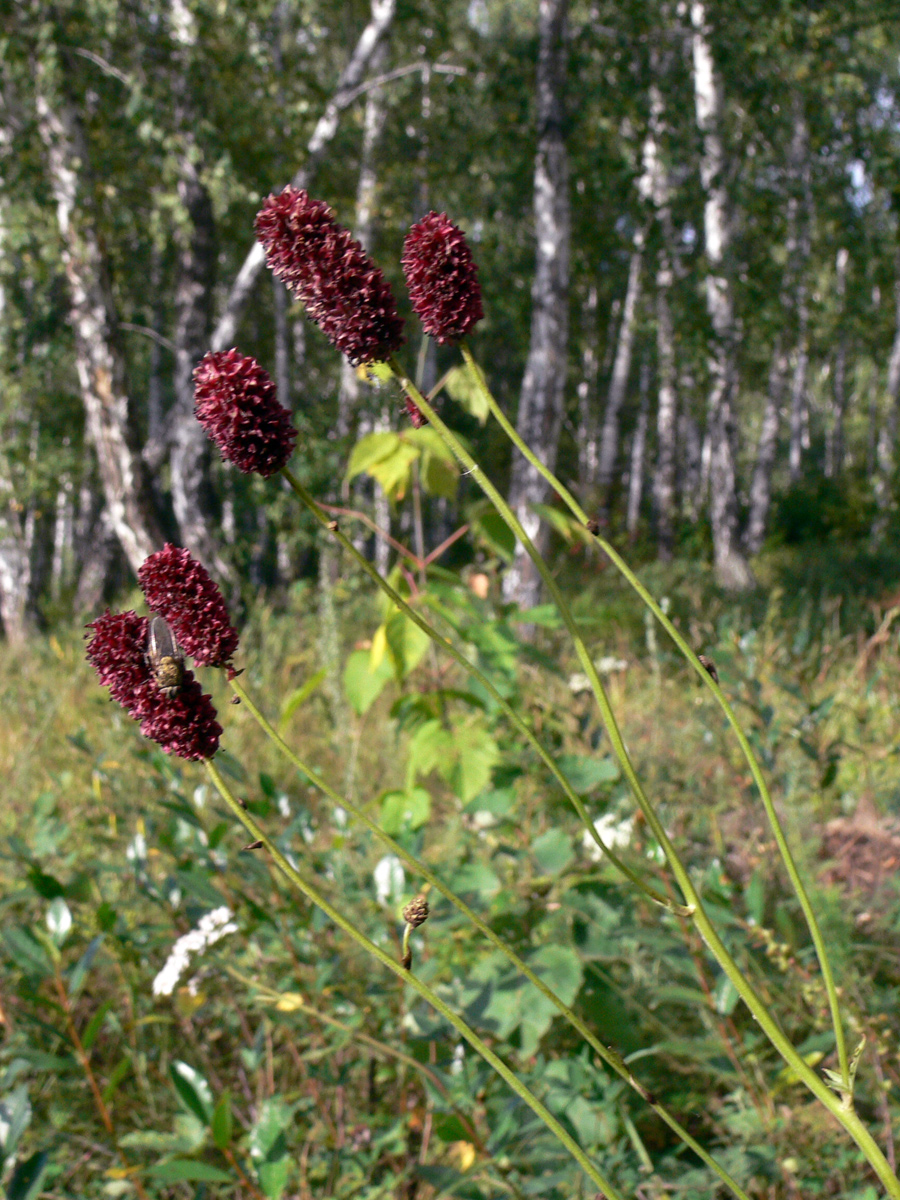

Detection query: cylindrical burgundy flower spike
xmin=402 ymin=212 xmax=483 ymax=344
xmin=86 ymin=610 xmax=156 ymax=719
xmin=194 ymin=349 xmax=297 ymax=478
xmin=255 ymin=188 xmax=405 ymax=365
xmin=86 ymin=611 xmax=221 ymax=760
xmin=138 ymin=544 xmax=239 ymax=671
xmin=140 ymin=673 xmax=222 ymax=761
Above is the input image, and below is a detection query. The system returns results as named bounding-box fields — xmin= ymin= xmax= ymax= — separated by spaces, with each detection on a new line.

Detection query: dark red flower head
xmin=402 ymin=212 xmax=483 ymax=344
xmin=255 ymin=188 xmax=405 ymax=365
xmin=194 ymin=349 xmax=296 ymax=477
xmin=138 ymin=544 xmax=239 ymax=671
xmin=86 ymin=610 xmax=221 ymax=760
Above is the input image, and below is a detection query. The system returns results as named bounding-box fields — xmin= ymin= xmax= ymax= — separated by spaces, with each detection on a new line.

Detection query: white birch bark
xmin=644 ymin=71 xmax=678 ymax=559
xmin=575 ymin=282 xmax=600 ymax=493
xmin=211 ymin=0 xmax=397 ymax=352
xmin=745 ymin=104 xmax=809 ymax=553
xmin=627 ymin=361 xmax=650 ymax=536
xmin=873 ymin=248 xmax=900 ymax=533
xmin=503 ymin=0 xmax=570 ymax=610
xmin=690 ymin=1 xmax=753 ymax=589
xmin=826 ymin=247 xmax=849 ymax=479
xmin=596 ymin=237 xmax=644 ymax=510
xmin=35 ymin=55 xmax=163 ymax=573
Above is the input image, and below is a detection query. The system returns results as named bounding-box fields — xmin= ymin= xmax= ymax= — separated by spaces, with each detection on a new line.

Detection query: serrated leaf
xmin=407 ymin=719 xmax=499 ymax=803
xmin=346 ymin=430 xmax=400 ymax=480
xmin=211 ymin=1091 xmax=232 ymax=1150
xmin=348 ymin=433 xmax=419 ymax=500
xmin=380 ymin=787 xmax=432 ymax=835
xmin=444 ymin=363 xmax=489 ymax=423
xmin=170 ymin=1061 xmax=214 ymax=1124
xmin=384 ymin=611 xmax=431 ymax=680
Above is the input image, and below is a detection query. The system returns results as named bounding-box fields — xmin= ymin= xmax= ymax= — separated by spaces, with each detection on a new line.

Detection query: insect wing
xmin=148 ymin=615 xmax=179 ymax=663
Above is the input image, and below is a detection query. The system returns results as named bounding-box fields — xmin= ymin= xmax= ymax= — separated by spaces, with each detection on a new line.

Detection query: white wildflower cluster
xmin=152 ymin=906 xmax=238 ymax=997
xmin=583 ymin=812 xmax=634 ymax=861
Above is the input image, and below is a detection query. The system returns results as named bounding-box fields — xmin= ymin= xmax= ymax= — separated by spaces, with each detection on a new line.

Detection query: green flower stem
xmin=389 ymin=358 xmax=900 ymax=1196
xmin=460 ymin=342 xmax=851 ymax=1094
xmin=203 ymin=757 xmax=621 ymax=1200
xmin=230 ymin=675 xmax=752 ymax=1200
xmin=281 ymin=465 xmax=675 ymax=912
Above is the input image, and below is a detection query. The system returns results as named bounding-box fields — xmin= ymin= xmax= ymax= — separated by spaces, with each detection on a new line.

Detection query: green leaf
xmin=343 ymin=648 xmax=393 ymax=716
xmin=68 ymin=934 xmax=103 ymax=995
xmin=346 ymin=430 xmax=400 ymax=480
xmin=531 ymin=828 xmax=574 ymax=875
xmin=514 ymin=945 xmax=584 ymax=1056
xmin=531 ymin=502 xmax=596 ymax=545
xmin=101 ymin=1057 xmax=132 ymax=1104
xmin=213 ymin=749 xmax=247 ymax=783
xmin=250 ymin=1098 xmax=292 ymax=1200
xmin=407 ymin=718 xmax=500 ymax=803
xmin=170 ymin=1061 xmax=214 ymax=1124
xmin=211 ymin=1091 xmax=233 ymax=1150
xmin=278 ymin=668 xmax=327 ymax=731
xmin=405 ymin=428 xmax=460 ymax=499
xmin=470 ymin=508 xmax=516 ymax=562
xmin=1 ymin=929 xmax=50 ymax=977
xmin=444 ymin=363 xmax=489 ymax=423
xmin=26 ymin=868 xmax=65 ymax=900
xmin=432 ymin=1112 xmax=473 ymax=1143
xmin=174 ymin=870 xmax=227 ymax=908
xmin=81 ymin=998 xmax=112 ymax=1051
xmin=5 ymin=1150 xmax=49 ymax=1200
xmin=380 ymin=788 xmax=432 ymax=835
xmin=384 ymin=611 xmax=431 ymax=680
xmin=0 ymin=1086 xmax=31 ymax=1163
xmin=557 ymin=754 xmax=619 ymax=793
xmin=145 ymin=1160 xmax=234 ymax=1184
xmin=419 ymin=448 xmax=459 ymax=499
xmin=347 ymin=432 xmax=419 ymax=501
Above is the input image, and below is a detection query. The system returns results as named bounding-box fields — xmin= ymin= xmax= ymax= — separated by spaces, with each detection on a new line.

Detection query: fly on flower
xmin=146 ymin=615 xmax=185 ymax=699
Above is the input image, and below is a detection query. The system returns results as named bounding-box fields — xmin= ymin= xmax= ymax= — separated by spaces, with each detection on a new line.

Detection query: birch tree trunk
xmin=211 ymin=0 xmax=397 ymax=352
xmin=873 ymin=248 xmax=900 ymax=534
xmin=689 ymin=1 xmax=753 ymax=589
xmin=595 ymin=238 xmax=644 ymax=515
xmin=575 ymin=282 xmax=600 ymax=494
xmin=627 ymin=360 xmax=650 ymax=537
xmin=338 ymin=39 xmax=389 ymax=440
xmin=746 ymin=103 xmax=809 ymax=553
xmin=0 ymin=463 xmax=31 ymax=645
xmin=166 ymin=0 xmax=230 ymax=575
xmin=503 ymin=0 xmax=570 ymax=610
xmin=644 ymin=68 xmax=678 ymax=559
xmin=35 ymin=51 xmax=163 ymax=574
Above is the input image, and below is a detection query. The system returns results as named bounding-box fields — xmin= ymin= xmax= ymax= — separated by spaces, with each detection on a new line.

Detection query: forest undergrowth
xmin=3 ymin=542 xmax=900 ymax=1200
